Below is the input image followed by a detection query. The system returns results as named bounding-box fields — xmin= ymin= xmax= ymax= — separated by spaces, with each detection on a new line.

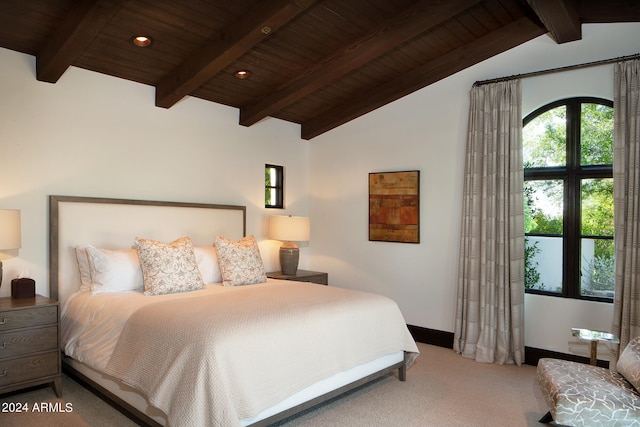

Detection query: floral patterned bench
xmin=537 ymin=337 xmax=640 ymax=426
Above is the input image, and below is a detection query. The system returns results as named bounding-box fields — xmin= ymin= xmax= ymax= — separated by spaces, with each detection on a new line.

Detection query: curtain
xmin=454 ymin=79 xmax=525 ymax=365
xmin=612 ymin=59 xmax=640 ymax=351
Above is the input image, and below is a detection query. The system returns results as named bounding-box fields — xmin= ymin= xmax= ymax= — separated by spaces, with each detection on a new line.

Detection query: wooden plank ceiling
xmin=0 ymin=0 xmax=638 ymax=139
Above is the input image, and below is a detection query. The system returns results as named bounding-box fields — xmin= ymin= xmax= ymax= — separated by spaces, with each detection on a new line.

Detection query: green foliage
xmin=524 ymin=187 xmax=536 ymax=233
xmin=581 ymin=254 xmax=615 ymax=296
xmin=524 ymin=238 xmax=544 ymax=290
xmin=524 ymin=103 xmax=613 ymax=168
xmin=524 ymin=180 xmax=563 ymax=235
xmin=581 ymin=103 xmax=614 ymax=165
xmin=581 ymin=178 xmax=614 ymax=238
xmin=594 ymin=238 xmax=614 ymax=261
xmin=531 ymin=212 xmax=563 ymax=234
xmin=523 ymin=106 xmax=566 ymax=167
xmin=265 ymin=167 xmax=272 ymax=205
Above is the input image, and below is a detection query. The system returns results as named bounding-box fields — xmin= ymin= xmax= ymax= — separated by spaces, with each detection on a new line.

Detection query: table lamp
xmin=0 ymin=209 xmax=21 ymax=289
xmin=268 ymin=215 xmax=310 ymax=275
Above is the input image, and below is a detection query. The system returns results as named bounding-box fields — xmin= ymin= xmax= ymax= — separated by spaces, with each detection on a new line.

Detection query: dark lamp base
xmin=279 ymin=246 xmax=300 ymax=275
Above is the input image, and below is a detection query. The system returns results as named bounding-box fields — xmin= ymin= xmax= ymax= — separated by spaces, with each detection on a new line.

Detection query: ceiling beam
xmin=155 ymin=0 xmax=319 ymax=109
xmin=239 ymin=0 xmax=480 ymax=127
xmin=578 ymin=0 xmax=640 ymax=22
xmin=526 ymin=0 xmax=581 ymax=43
xmin=301 ymin=17 xmax=546 ymax=140
xmin=36 ymin=0 xmax=126 ymax=83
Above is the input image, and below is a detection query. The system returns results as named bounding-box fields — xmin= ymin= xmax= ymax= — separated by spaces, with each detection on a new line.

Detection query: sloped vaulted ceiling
xmin=0 ymin=0 xmax=638 ymax=139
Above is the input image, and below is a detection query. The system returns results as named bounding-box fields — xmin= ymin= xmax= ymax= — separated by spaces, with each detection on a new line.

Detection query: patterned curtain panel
xmin=612 ymin=59 xmax=640 ymax=351
xmin=454 ymin=79 xmax=525 ymax=365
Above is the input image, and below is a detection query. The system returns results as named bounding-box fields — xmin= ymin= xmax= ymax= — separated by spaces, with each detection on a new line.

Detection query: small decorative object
xmin=369 ymin=170 xmax=420 ymax=243
xmin=268 ymin=215 xmax=310 ymax=275
xmin=11 ymin=277 xmax=35 ymax=298
xmin=0 ymin=209 xmax=21 ymax=289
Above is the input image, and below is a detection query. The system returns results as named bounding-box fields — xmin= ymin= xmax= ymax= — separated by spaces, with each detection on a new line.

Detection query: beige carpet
xmin=0 ymin=373 xmax=136 ymax=427
xmin=0 ymin=343 xmax=551 ymax=426
xmin=279 ymin=343 xmax=550 ymax=426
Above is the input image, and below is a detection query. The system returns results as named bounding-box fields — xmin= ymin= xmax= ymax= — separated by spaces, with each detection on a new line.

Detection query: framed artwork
xmin=369 ymin=170 xmax=420 ymax=243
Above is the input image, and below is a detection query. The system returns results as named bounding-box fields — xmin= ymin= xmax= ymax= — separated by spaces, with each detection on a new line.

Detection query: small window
xmin=265 ymin=164 xmax=284 ymax=208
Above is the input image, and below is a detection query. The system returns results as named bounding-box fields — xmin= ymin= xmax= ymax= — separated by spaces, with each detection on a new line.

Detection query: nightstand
xmin=0 ymin=295 xmax=61 ymax=397
xmin=267 ymin=270 xmax=328 ymax=285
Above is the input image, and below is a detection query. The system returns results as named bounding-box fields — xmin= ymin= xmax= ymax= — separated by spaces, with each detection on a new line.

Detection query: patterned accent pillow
xmin=214 ymin=235 xmax=267 ymax=286
xmin=135 ymin=236 xmax=204 ymax=296
xmin=617 ymin=336 xmax=640 ymax=391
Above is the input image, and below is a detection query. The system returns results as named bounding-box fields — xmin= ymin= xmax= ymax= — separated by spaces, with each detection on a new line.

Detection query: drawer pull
xmin=0 ymin=342 xmax=6 ymax=349
xmin=0 ymin=318 xmax=6 ymax=325
xmin=0 ymin=369 xmax=7 ymax=377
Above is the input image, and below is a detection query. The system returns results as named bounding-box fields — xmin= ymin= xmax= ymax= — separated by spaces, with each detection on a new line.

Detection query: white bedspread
xmin=62 ymin=280 xmax=418 ymax=426
xmin=61 ymin=283 xmax=227 ymax=371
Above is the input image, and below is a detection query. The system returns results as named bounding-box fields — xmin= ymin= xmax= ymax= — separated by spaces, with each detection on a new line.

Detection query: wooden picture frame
xmin=369 ymin=170 xmax=420 ymax=243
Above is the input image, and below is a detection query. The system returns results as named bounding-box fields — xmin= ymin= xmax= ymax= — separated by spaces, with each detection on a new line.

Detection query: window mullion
xmin=565 ymin=175 xmax=580 ymax=298
xmin=565 ymin=101 xmax=581 ymax=299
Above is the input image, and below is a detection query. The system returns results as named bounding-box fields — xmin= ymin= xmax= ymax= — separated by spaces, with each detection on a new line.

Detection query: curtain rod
xmin=473 ymin=52 xmax=640 ymax=87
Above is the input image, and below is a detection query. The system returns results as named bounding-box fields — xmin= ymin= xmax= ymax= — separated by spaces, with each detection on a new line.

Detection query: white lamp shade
xmin=268 ymin=215 xmax=310 ymax=242
xmin=0 ymin=209 xmax=21 ymax=250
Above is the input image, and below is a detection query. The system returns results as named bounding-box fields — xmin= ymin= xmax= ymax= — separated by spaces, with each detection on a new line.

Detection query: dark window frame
xmin=265 ymin=164 xmax=284 ymax=209
xmin=524 ymin=97 xmax=614 ymax=302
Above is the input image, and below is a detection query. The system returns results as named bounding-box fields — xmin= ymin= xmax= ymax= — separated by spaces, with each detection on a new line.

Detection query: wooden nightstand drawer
xmin=0 ymin=305 xmax=58 ymax=332
xmin=0 ymin=351 xmax=59 ymax=387
xmin=0 ymin=326 xmax=58 ymax=358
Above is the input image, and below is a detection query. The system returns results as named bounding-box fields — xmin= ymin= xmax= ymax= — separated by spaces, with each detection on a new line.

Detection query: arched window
xmin=523 ymin=97 xmax=614 ymax=301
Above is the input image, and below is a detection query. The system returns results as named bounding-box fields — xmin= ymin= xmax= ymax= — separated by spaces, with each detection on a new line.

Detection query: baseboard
xmin=406 ymin=324 xmax=607 ymax=367
xmin=407 ymin=325 xmax=454 ymax=349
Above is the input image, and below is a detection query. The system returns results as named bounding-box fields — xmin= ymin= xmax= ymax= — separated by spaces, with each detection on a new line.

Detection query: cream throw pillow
xmin=193 ymin=246 xmax=222 ymax=284
xmin=214 ymin=235 xmax=267 ymax=286
xmin=135 ymin=236 xmax=204 ymax=295
xmin=85 ymin=246 xmax=143 ymax=295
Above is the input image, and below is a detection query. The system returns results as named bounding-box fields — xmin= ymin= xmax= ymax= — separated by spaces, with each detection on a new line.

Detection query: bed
xmin=49 ymin=195 xmax=419 ymax=426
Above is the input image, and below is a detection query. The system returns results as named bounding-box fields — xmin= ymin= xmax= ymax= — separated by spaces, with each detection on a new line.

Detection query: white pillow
xmin=135 ymin=236 xmax=204 ymax=296
xmin=85 ymin=246 xmax=143 ymax=295
xmin=193 ymin=246 xmax=222 ymax=284
xmin=214 ymin=235 xmax=267 ymax=286
xmin=74 ymin=246 xmax=92 ymax=291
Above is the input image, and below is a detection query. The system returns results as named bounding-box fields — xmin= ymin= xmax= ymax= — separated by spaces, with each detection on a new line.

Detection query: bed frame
xmin=49 ymin=195 xmax=407 ymax=426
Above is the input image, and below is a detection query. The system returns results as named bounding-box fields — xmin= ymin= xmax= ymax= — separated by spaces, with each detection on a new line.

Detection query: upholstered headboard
xmin=49 ymin=195 xmax=246 ymax=304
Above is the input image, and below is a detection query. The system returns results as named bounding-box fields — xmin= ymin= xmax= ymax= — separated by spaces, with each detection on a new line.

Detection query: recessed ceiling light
xmin=234 ymin=70 xmax=251 ymax=79
xmin=131 ymin=35 xmax=152 ymax=47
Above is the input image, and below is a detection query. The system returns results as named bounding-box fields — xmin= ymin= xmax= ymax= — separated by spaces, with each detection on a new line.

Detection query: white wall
xmin=0 ymin=48 xmax=309 ymax=297
xmin=308 ymin=23 xmax=640 ymax=355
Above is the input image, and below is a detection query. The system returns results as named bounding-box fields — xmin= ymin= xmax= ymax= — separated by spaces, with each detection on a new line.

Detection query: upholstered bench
xmin=537 ymin=337 xmax=640 ymax=426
